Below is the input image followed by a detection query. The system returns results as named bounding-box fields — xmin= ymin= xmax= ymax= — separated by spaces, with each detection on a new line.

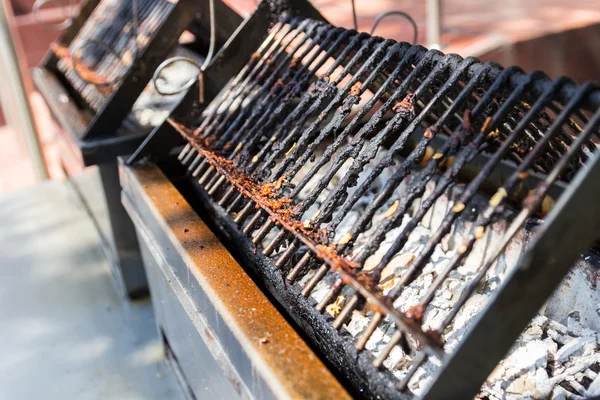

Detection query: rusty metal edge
xmin=172 ymin=121 xmax=445 ymax=356
xmin=119 ymin=159 xmax=351 ymax=400
xmin=124 ymin=193 xmax=255 ymax=399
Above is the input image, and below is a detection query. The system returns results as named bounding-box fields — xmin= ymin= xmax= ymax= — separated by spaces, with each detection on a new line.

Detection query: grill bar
xmin=424 ymin=117 xmax=600 ymax=399
xmin=432 ymin=107 xmax=600 ymax=331
xmin=54 ymin=0 xmax=174 ymax=111
xmin=407 ymin=82 xmax=594 ymax=312
xmin=156 ymin=14 xmax=600 ymax=399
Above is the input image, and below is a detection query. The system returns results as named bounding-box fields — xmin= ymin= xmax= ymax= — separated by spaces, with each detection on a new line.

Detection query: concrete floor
xmin=0 ymin=179 xmax=183 ymax=400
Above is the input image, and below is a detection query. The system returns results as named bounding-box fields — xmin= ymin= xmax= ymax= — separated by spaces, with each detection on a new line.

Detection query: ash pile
xmin=482 ymin=312 xmax=600 ymax=399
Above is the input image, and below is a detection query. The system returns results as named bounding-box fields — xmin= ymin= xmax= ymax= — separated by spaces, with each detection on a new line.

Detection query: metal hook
xmin=151 ymin=0 xmax=215 ymax=103
xmin=350 ymin=0 xmax=358 ymax=31
xmin=203 ymin=0 xmax=216 ymax=69
xmin=152 ymin=57 xmax=205 ymax=103
xmin=33 ymin=0 xmax=76 ymax=31
xmin=370 ymin=10 xmax=418 ymax=45
xmin=69 ymin=0 xmax=140 ymax=86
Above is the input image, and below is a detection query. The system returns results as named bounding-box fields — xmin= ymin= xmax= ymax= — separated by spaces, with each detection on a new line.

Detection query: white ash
xmin=128 ymin=49 xmax=201 ymax=128
xmin=483 ymin=314 xmax=600 ymax=399
xmin=263 ymin=144 xmax=599 ymax=398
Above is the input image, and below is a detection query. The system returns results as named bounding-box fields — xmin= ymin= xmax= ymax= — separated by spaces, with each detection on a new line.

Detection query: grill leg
xmin=98 ymin=162 xmax=148 ymax=299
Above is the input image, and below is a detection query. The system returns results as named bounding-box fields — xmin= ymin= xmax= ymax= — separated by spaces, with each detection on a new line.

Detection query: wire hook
xmin=151 ymin=0 xmax=216 ymax=103
xmin=70 ymin=39 xmax=129 ymax=86
xmin=370 ymin=10 xmax=418 ymax=45
xmin=350 ymin=0 xmax=358 ymax=31
xmin=152 ymin=57 xmax=205 ymax=103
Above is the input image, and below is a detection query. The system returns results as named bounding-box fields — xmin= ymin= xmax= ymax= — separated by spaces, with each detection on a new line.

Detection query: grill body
xmin=34 ymin=0 xmax=242 ymax=164
xmin=125 ymin=3 xmax=600 ymax=398
xmin=32 ymin=0 xmax=242 ymax=297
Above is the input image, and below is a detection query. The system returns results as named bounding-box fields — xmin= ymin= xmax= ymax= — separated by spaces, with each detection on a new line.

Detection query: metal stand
xmin=98 ymin=162 xmax=147 ymax=298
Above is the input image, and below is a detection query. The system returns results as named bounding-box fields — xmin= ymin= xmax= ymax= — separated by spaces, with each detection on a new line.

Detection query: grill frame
xmin=31 ymin=0 xmax=243 ymax=298
xmin=34 ymin=0 xmax=243 ymax=165
xmin=132 ymin=11 xmax=600 ymax=398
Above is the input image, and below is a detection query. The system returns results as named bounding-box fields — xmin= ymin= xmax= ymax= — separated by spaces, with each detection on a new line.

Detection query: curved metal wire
xmin=33 ymin=0 xmax=76 ymax=31
xmin=70 ymin=0 xmax=140 ymax=86
xmin=203 ymin=0 xmax=216 ymax=70
xmin=370 ymin=10 xmax=418 ymax=45
xmin=350 ymin=0 xmax=357 ymax=31
xmin=152 ymin=56 xmax=204 ymax=98
xmin=151 ymin=0 xmax=215 ymax=102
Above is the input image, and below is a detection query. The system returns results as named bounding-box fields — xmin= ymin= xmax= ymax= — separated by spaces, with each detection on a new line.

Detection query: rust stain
xmin=349 ymin=82 xmax=361 ymax=96
xmin=168 ymin=120 xmax=446 ymax=354
xmin=51 ymin=43 xmax=112 ymax=89
xmin=392 ymin=93 xmax=415 ymax=114
xmin=406 ymin=304 xmax=424 ymax=322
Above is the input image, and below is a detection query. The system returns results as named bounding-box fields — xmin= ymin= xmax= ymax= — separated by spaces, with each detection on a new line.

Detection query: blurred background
xmin=1 ymin=0 xmax=600 ymax=194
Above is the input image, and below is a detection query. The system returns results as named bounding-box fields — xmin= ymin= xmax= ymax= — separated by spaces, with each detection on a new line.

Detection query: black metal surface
xmin=129 ymin=10 xmax=600 ymax=400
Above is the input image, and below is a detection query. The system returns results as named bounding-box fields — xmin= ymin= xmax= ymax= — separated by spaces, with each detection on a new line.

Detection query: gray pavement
xmin=0 ymin=178 xmax=183 ymax=400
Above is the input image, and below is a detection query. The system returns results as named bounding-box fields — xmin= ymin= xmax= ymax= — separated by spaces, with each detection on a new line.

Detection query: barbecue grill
xmin=32 ymin=0 xmax=242 ymax=297
xmin=122 ymin=2 xmax=600 ymax=398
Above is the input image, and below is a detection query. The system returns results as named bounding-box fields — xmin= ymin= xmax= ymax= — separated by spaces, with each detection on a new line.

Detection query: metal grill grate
xmin=35 ymin=0 xmax=244 ymax=150
xmin=52 ymin=0 xmax=174 ymax=112
xmin=167 ymin=16 xmax=600 ymax=398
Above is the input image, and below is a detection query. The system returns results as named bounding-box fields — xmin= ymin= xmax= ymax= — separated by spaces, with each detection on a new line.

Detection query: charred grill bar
xmin=142 ymin=14 xmax=600 ymax=398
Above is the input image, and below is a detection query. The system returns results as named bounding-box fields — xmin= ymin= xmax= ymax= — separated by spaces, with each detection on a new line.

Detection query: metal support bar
xmin=426 ymin=0 xmax=441 ymax=49
xmin=98 ymin=162 xmax=147 ymax=298
xmin=423 ymin=149 xmax=600 ymax=399
xmin=0 ymin=0 xmax=48 ymax=181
